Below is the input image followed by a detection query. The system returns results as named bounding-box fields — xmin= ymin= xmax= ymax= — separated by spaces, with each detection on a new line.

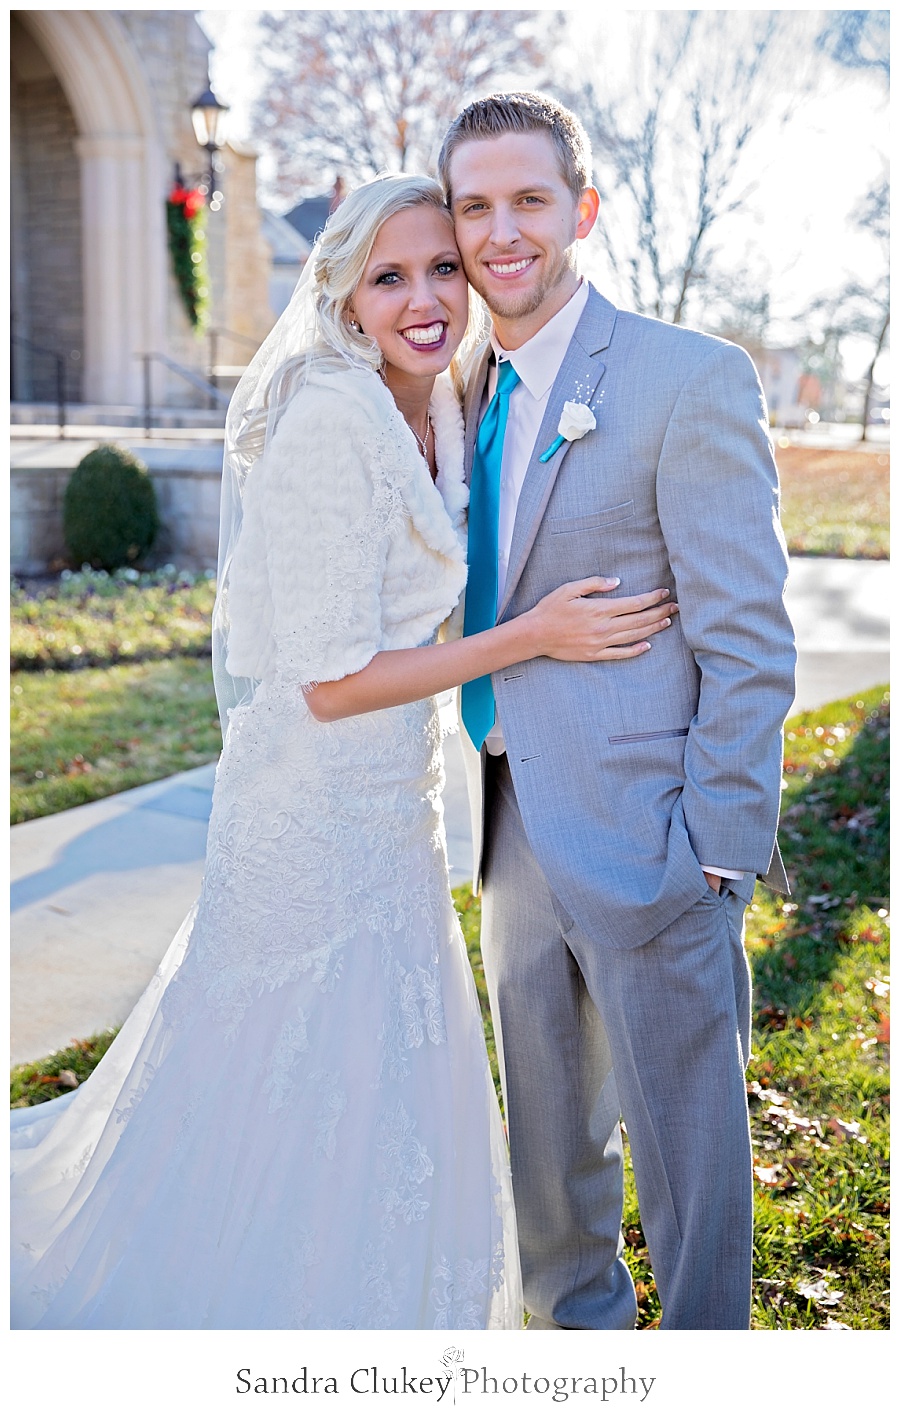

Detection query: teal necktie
xmin=462 ymin=358 xmax=521 ymax=749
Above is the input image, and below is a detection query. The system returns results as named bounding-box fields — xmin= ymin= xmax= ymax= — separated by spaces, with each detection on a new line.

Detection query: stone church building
xmin=10 ymin=10 xmax=274 ymax=411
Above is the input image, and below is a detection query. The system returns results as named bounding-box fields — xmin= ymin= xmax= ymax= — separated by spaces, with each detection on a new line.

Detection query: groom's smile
xmin=447 ymin=130 xmax=600 ymax=347
xmin=486 ymin=257 xmax=538 ymax=277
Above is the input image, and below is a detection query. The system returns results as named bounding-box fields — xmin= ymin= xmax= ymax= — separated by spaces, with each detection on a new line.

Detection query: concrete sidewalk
xmin=10 ymin=557 xmax=890 ymax=1064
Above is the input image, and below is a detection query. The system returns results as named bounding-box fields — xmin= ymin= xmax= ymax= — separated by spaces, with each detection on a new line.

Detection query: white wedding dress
xmin=10 ymin=369 xmax=522 ymax=1330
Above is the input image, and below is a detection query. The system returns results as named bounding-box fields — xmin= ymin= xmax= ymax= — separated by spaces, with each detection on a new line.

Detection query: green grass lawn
xmin=743 ymin=687 xmax=889 ymax=1330
xmin=11 ymin=658 xmax=221 ymax=823
xmin=11 ymin=1031 xmax=120 ymax=1108
xmin=10 ymin=568 xmax=216 ymax=671
xmin=776 ymin=445 xmax=889 ymax=558
xmin=10 ymin=569 xmax=222 ymax=823
xmin=12 ymin=687 xmax=889 ymax=1329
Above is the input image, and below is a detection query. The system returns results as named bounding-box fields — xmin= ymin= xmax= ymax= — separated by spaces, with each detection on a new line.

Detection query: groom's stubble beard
xmin=465 ymin=243 xmax=579 ymax=326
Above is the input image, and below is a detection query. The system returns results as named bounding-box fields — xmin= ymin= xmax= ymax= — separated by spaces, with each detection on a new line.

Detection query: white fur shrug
xmin=225 ymin=365 xmax=468 ymax=688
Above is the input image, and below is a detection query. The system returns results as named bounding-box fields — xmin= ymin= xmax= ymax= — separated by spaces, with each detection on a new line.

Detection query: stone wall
xmin=10 ymin=18 xmax=84 ymax=402
xmin=11 ymin=445 xmax=224 ymax=577
xmin=221 ymin=142 xmax=276 ymax=367
xmin=10 ymin=469 xmax=72 ymax=576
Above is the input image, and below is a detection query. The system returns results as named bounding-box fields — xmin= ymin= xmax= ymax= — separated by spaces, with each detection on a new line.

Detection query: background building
xmin=10 ymin=9 xmax=274 ymax=413
xmin=259 ymin=209 xmax=311 ymax=318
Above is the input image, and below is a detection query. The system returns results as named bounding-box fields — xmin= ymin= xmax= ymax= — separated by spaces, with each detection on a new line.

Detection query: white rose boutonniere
xmin=539 ymin=401 xmax=597 ymax=463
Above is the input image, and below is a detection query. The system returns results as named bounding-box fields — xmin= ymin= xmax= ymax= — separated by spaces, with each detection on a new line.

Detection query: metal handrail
xmin=206 ymin=327 xmax=261 ymax=407
xmin=207 ymin=325 xmax=261 ymax=352
xmin=136 ymin=352 xmax=230 ymax=437
xmin=11 ymin=334 xmax=67 ymax=437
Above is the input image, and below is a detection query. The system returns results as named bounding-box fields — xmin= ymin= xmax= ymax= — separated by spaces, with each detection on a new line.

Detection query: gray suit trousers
xmin=481 ymin=752 xmax=753 ymax=1330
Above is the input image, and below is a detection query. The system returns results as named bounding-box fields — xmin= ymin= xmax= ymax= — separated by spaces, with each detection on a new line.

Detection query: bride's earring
xmin=348 ymin=315 xmax=362 ymax=333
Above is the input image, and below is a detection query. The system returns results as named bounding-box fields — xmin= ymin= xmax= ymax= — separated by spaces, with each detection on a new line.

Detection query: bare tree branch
xmin=816 ymin=10 xmax=890 ymax=82
xmin=565 ymin=11 xmax=821 ymax=324
xmin=804 ymin=177 xmax=890 ymax=439
xmin=250 ymin=9 xmax=561 ymax=204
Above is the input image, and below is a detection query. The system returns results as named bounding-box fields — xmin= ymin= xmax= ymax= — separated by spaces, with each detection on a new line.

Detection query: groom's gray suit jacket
xmin=461 ymin=285 xmax=796 ymax=952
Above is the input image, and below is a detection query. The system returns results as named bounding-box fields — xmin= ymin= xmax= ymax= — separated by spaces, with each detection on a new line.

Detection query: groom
xmin=439 ymin=92 xmax=796 ymax=1330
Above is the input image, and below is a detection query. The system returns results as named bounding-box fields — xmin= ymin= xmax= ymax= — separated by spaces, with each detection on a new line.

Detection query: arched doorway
xmin=11 ymin=11 xmax=167 ymax=407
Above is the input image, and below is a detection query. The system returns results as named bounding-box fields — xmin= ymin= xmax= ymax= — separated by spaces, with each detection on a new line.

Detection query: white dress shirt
xmin=480 ymin=282 xmax=742 ymax=884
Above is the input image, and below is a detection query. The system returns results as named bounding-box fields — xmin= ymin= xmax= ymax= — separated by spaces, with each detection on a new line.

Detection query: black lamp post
xmin=190 ymin=83 xmax=229 ymax=209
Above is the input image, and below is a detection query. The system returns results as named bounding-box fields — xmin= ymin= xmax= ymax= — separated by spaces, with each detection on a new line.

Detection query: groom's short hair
xmin=438 ymin=91 xmax=593 ymax=203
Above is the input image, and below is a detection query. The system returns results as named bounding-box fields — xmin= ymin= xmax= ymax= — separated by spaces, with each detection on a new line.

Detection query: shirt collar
xmin=490 ymin=280 xmax=590 ymax=401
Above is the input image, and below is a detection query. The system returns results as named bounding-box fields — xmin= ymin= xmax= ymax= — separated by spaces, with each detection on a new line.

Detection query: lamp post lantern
xmin=189 ymin=84 xmax=229 ymax=208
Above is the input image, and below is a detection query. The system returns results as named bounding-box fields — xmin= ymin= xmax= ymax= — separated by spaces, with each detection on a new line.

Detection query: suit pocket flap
xmin=548 ymin=501 xmax=634 ymax=534
xmin=608 ymin=728 xmax=690 ymax=745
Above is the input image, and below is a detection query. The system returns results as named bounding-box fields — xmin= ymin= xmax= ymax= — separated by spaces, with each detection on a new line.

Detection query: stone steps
xmin=10 ymin=402 xmax=227 ymax=429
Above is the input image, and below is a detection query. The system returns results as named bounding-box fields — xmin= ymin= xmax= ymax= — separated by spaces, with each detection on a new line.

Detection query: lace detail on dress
xmin=309 ymin=1070 xmax=347 ymax=1159
xmin=172 ymin=1086 xmax=205 ymax=1155
xmin=270 ymin=1224 xmax=317 ymax=1327
xmin=313 ymin=950 xmax=344 ymax=994
xmin=161 ymin=692 xmax=450 ymax=1038
xmin=378 ymin=952 xmax=447 ymax=1084
xmin=114 ymin=1063 xmax=156 ymax=1125
xmin=60 ymin=1144 xmax=92 ymax=1181
xmin=347 ymin=1240 xmax=408 ymax=1329
xmin=430 ymin=1245 xmax=503 ymax=1329
xmin=376 ymin=1101 xmax=434 ymax=1227
xmin=263 ymin=1007 xmax=311 ymax=1113
xmin=31 ymin=1263 xmax=71 ymax=1310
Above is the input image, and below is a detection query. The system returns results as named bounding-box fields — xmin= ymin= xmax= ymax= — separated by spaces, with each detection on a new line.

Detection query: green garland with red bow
xmin=166 ymin=181 xmax=209 ymax=330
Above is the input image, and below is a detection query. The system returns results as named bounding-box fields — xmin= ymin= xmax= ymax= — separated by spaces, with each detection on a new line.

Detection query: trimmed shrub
xmin=63 ymin=444 xmax=160 ymax=572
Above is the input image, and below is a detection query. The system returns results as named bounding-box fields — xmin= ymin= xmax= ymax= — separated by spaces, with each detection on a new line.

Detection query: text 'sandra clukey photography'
xmin=235 ymin=1351 xmax=657 ymax=1404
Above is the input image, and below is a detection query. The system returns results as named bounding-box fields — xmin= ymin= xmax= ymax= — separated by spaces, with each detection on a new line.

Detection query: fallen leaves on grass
xmin=795 ymin=1273 xmax=844 ymax=1307
xmin=11 ymin=1032 xmax=120 ymax=1107
xmin=64 ymin=753 xmax=93 ymax=776
xmin=754 ymin=1163 xmax=782 ymax=1185
xmin=747 ymin=690 xmax=889 ymax=1328
xmin=828 ymin=1118 xmax=868 ymax=1144
xmin=864 ymin=976 xmax=889 ymax=997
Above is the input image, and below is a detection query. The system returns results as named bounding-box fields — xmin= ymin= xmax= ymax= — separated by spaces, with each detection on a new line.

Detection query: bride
xmin=11 ymin=175 xmax=673 ymax=1329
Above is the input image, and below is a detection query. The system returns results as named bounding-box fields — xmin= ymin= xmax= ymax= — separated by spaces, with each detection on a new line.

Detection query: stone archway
xmin=13 ymin=11 xmax=168 ymax=406
xmin=10 ymin=16 xmax=84 ymax=402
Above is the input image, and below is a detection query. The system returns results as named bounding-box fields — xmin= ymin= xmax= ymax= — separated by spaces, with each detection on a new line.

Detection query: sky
xmin=198 ymin=6 xmax=889 ymax=383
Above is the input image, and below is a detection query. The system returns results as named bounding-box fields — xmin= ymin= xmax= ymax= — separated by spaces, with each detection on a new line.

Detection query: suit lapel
xmin=463 ymin=344 xmax=491 ymax=482
xmin=498 ymin=288 xmax=618 ymax=619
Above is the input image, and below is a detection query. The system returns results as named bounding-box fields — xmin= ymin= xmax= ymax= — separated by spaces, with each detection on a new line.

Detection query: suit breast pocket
xmin=548 ymin=500 xmax=634 ymax=535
